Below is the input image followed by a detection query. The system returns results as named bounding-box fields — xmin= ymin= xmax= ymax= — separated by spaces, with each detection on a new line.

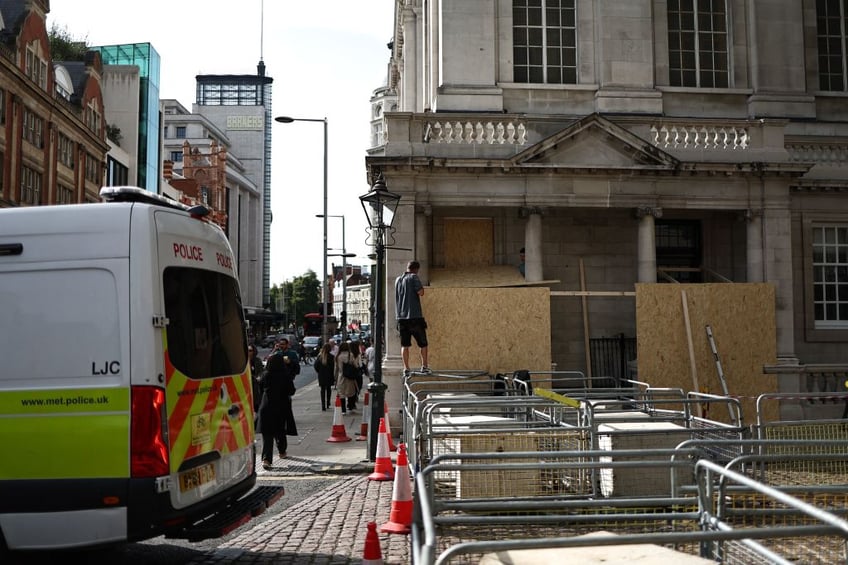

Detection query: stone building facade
xmin=366 ymin=0 xmax=848 ymax=418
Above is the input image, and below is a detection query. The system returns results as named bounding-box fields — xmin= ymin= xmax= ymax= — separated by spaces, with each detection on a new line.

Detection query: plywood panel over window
xmin=444 ymin=218 xmax=494 ymax=268
xmin=635 ymin=283 xmax=778 ymax=425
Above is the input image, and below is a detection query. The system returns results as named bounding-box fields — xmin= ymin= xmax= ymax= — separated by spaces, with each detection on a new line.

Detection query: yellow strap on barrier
xmin=533 ymin=387 xmax=581 ymax=408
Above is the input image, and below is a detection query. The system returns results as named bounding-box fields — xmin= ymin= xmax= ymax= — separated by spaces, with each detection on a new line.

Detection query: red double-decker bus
xmin=303 ymin=312 xmax=323 ymax=337
xmin=303 ymin=312 xmax=338 ymax=338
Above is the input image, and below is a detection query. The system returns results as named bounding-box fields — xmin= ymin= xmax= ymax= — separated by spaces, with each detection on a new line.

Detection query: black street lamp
xmin=359 ymin=173 xmax=401 ymax=461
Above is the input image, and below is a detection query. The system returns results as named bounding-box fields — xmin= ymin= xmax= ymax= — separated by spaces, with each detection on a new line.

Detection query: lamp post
xmin=359 ymin=173 xmax=401 ymax=461
xmin=317 ymin=214 xmax=350 ymax=340
xmin=275 ymin=115 xmax=329 ymax=344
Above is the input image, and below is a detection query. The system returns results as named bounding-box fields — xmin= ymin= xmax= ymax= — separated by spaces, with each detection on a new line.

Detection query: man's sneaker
xmin=402 ymin=368 xmax=411 ymax=377
xmin=420 ymin=366 xmax=432 ymax=375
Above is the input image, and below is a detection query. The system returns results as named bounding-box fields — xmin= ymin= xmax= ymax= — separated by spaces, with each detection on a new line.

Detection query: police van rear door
xmin=155 ymin=210 xmax=254 ymax=509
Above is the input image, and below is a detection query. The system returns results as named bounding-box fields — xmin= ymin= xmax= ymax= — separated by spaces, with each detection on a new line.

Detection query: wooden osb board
xmin=420 ymin=287 xmax=551 ymax=374
xmin=430 ymin=265 xmax=527 ymax=287
xmin=444 ymin=218 xmax=493 ymax=268
xmin=635 ymin=283 xmax=778 ymax=426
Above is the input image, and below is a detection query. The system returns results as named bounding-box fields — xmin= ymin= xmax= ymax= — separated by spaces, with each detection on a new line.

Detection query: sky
xmin=47 ymin=0 xmax=395 ymax=286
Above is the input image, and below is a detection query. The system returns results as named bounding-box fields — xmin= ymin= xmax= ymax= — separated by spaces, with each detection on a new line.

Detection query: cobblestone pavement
xmin=190 ymin=476 xmax=410 ymax=564
xmin=188 ymin=375 xmax=412 ymax=564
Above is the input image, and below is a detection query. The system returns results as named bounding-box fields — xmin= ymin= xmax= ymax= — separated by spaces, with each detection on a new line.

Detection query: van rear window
xmin=163 ymin=267 xmax=247 ymax=379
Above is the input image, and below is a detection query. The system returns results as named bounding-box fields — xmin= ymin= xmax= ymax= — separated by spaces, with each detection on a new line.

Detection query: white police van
xmin=0 ymin=187 xmax=281 ymax=551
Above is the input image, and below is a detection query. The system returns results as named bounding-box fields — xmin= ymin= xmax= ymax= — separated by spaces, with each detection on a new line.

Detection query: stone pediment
xmin=511 ymin=113 xmax=679 ymax=170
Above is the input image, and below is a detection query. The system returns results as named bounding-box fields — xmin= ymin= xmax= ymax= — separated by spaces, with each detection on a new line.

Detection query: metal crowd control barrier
xmin=402 ymin=371 xmax=516 ymax=470
xmin=751 ymin=392 xmax=848 ymax=494
xmin=417 ymin=397 xmax=591 ymax=496
xmin=411 ymin=447 xmax=848 ymax=564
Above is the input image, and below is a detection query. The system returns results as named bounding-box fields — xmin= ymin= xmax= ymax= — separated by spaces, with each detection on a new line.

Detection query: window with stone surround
xmin=22 ymin=108 xmax=44 ymax=148
xmin=25 ymin=42 xmax=48 ymax=90
xmin=816 ymin=0 xmax=848 ymax=91
xmin=20 ymin=165 xmax=42 ymax=205
xmin=812 ymin=225 xmax=848 ymax=328
xmin=667 ymin=0 xmax=729 ymax=88
xmin=85 ymin=99 xmax=102 ymax=135
xmin=58 ymin=134 xmax=75 ymax=169
xmin=85 ymin=153 xmax=101 ymax=184
xmin=57 ymin=184 xmax=74 ymax=205
xmin=513 ymin=0 xmax=577 ymax=84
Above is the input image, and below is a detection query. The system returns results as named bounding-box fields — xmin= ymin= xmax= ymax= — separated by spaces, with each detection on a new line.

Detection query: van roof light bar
xmin=100 ymin=186 xmax=191 ymax=212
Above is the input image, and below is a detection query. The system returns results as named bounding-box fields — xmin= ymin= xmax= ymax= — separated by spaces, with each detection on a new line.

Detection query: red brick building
xmin=0 ymin=0 xmax=108 ymax=207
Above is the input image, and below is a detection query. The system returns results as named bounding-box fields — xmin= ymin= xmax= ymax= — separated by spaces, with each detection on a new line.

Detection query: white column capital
xmin=519 ymin=206 xmax=545 ymax=218
xmin=635 ymin=206 xmax=663 ymax=220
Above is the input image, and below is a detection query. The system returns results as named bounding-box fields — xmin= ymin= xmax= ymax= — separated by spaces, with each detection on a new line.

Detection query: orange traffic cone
xmin=362 ymin=521 xmax=384 ymax=565
xmin=327 ymin=395 xmax=352 ymax=443
xmin=368 ymin=417 xmax=394 ymax=481
xmin=380 ymin=443 xmax=413 ymax=535
xmin=356 ymin=391 xmax=370 ymax=441
xmin=383 ymin=400 xmax=397 ymax=452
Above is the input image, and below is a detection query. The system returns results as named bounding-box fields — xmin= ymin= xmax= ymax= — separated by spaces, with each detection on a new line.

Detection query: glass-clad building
xmin=94 ymin=43 xmax=161 ymax=193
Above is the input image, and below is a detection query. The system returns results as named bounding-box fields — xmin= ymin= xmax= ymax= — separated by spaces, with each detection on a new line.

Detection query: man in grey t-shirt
xmin=395 ymin=260 xmax=430 ymax=376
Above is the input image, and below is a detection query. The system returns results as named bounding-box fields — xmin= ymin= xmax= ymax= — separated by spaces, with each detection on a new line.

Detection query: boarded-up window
xmin=444 ymin=218 xmax=493 ymax=268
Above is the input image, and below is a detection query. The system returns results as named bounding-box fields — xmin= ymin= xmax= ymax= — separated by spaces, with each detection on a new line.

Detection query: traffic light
xmin=340 ymin=310 xmax=347 ymax=326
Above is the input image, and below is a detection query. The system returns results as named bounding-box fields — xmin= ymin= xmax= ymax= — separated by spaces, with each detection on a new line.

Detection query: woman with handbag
xmin=313 ymin=342 xmax=336 ymax=411
xmin=334 ymin=341 xmax=359 ymax=413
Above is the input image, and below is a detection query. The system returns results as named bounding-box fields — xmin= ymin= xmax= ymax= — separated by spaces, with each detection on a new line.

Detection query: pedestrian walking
xmin=259 ymin=339 xmax=298 ymax=469
xmin=395 ymin=260 xmax=430 ymax=377
xmin=364 ymin=338 xmax=376 ymax=379
xmin=334 ymin=341 xmax=359 ymax=413
xmin=349 ymin=340 xmax=364 ymax=409
xmin=313 ymin=342 xmax=336 ymax=411
xmin=248 ymin=344 xmax=264 ymax=414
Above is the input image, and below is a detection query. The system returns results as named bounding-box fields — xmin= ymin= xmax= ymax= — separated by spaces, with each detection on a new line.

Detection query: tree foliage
xmin=269 ymin=271 xmax=320 ymax=329
xmin=48 ymin=24 xmax=89 ymax=62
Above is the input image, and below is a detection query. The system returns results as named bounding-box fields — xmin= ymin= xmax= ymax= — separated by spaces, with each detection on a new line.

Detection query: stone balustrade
xmin=786 ymin=143 xmax=848 ymax=166
xmin=650 ymin=124 xmax=750 ymax=150
xmin=424 ymin=120 xmax=527 ymax=145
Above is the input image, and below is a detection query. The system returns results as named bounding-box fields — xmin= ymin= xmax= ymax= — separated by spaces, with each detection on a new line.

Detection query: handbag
xmin=342 ymin=360 xmax=359 ymax=380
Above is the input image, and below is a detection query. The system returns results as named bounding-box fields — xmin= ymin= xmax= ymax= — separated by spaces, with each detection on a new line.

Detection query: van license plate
xmin=179 ymin=463 xmax=216 ymax=492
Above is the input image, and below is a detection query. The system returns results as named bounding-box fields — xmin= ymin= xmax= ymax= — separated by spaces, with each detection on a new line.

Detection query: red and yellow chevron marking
xmin=162 ymin=333 xmax=254 ymax=473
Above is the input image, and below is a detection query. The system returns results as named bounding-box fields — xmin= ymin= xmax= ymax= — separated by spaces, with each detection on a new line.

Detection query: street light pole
xmin=359 ymin=173 xmax=401 ymax=461
xmin=318 ymin=214 xmax=348 ymax=340
xmin=275 ymin=116 xmax=329 ymax=344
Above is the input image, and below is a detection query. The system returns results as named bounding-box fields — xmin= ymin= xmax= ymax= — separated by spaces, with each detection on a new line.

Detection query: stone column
xmin=636 ymin=206 xmax=662 ymax=283
xmin=415 ymin=205 xmax=431 ymax=285
xmin=382 ymin=196 xmax=416 ymax=432
xmin=762 ymin=207 xmax=796 ymax=362
xmin=524 ymin=208 xmax=543 ymax=282
xmin=745 ymin=209 xmax=764 ymax=283
xmin=401 ymin=4 xmax=419 ymax=111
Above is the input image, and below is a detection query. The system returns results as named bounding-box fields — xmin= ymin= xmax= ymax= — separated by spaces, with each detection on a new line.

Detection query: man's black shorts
xmin=398 ymin=318 xmax=428 ymax=348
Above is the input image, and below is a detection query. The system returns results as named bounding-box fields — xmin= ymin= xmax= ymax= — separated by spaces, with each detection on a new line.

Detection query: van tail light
xmin=131 ymin=386 xmax=170 ymax=477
